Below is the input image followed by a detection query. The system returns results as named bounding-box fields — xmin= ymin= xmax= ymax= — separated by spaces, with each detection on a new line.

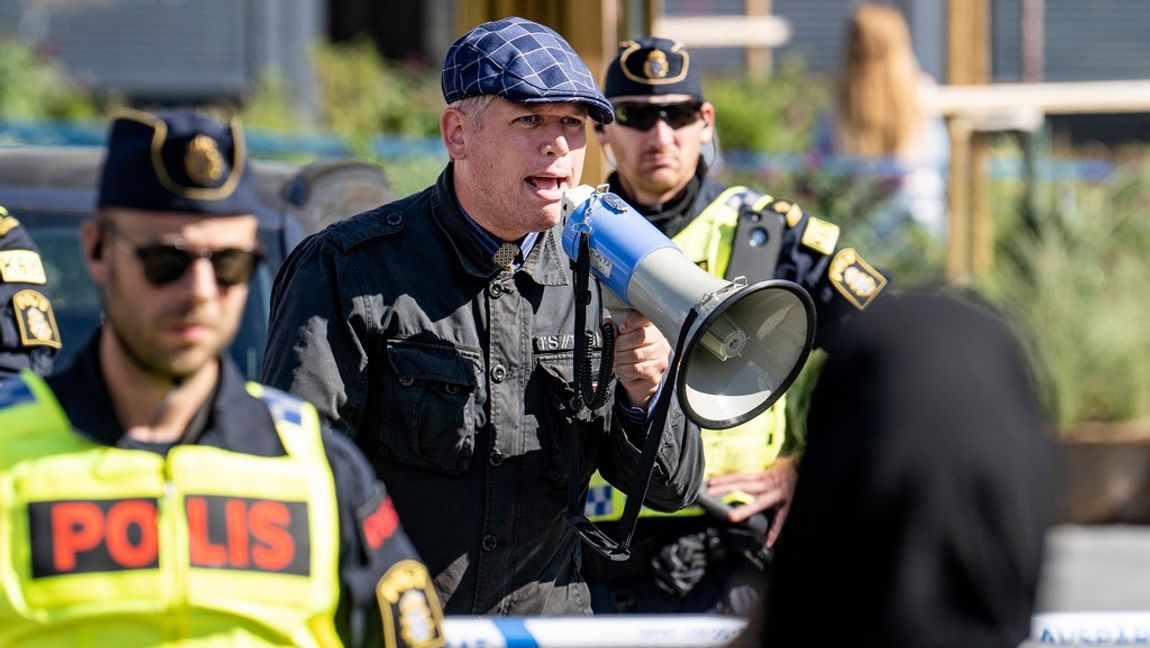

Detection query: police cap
xmin=441 ymin=16 xmax=614 ymax=124
xmin=603 ymin=37 xmax=704 ymax=100
xmin=97 ymin=109 xmax=261 ymax=216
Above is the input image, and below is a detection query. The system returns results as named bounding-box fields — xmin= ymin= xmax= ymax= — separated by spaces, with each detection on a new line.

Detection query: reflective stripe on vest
xmin=0 ymin=371 xmax=341 ymax=647
xmin=585 ymin=189 xmax=788 ymax=522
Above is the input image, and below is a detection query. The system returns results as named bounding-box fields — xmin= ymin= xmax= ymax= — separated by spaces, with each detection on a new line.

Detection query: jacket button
xmin=398 ymin=377 xmax=414 ymax=386
xmin=489 ymin=448 xmax=504 ymax=466
xmin=386 ymin=212 xmax=403 ymax=226
xmin=482 ymin=533 xmax=498 ymax=551
xmin=490 ymin=364 xmax=507 ymax=382
xmin=489 ymin=283 xmax=504 ymax=298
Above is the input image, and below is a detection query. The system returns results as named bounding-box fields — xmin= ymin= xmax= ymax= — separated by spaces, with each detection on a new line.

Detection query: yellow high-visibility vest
xmin=0 ymin=371 xmax=341 ymax=647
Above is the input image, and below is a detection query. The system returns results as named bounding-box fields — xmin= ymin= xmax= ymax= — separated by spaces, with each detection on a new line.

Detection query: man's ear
xmin=81 ymin=220 xmax=108 ymax=283
xmin=440 ymin=107 xmax=467 ymax=160
xmin=699 ymin=101 xmax=717 ymax=145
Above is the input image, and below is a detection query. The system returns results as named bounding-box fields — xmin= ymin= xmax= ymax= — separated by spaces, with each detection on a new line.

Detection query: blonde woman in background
xmin=816 ymin=3 xmax=949 ymax=240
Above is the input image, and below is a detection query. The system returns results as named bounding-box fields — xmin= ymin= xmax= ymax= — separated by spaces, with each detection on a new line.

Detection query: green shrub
xmin=707 ymin=56 xmax=831 ymax=154
xmin=0 ymin=38 xmax=98 ymax=121
xmin=984 ymin=159 xmax=1150 ymax=430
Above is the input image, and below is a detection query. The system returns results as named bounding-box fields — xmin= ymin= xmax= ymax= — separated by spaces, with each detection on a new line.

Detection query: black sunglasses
xmin=104 ymin=224 xmax=263 ymax=287
xmin=613 ymin=101 xmax=702 ymax=131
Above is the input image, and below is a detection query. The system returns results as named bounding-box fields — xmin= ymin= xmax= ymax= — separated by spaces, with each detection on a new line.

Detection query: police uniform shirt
xmin=605 ymin=163 xmax=890 ymax=349
xmin=46 ymin=332 xmax=438 ymax=648
xmin=0 ymin=214 xmax=60 ymax=380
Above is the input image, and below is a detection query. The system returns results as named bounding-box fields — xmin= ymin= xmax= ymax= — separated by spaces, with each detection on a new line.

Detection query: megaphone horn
xmin=561 ymin=185 xmax=815 ymax=430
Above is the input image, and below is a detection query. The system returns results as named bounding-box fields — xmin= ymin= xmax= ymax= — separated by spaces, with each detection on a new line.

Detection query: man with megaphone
xmin=261 ymin=17 xmax=706 ymax=617
xmin=583 ymin=37 xmax=892 ymax=616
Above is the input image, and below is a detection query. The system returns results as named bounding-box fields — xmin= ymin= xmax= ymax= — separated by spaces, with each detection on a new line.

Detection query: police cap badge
xmin=97 ymin=109 xmax=262 ymax=217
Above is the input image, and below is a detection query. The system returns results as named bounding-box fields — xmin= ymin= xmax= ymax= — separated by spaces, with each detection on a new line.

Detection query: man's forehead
xmin=102 ymin=207 xmax=257 ymax=233
xmin=498 ymin=97 xmax=589 ymax=116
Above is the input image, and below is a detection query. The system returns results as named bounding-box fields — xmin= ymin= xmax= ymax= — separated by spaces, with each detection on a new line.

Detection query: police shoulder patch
xmin=377 ymin=560 xmax=446 ymax=648
xmin=800 ymin=217 xmax=840 ymax=256
xmin=828 ymin=248 xmax=887 ymax=310
xmin=12 ymin=289 xmax=61 ymax=349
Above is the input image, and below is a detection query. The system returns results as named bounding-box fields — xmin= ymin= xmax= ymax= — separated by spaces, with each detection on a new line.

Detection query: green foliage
xmin=983 ymin=162 xmax=1150 ymax=430
xmin=707 ymin=56 xmax=831 ymax=154
xmin=0 ymin=38 xmax=98 ymax=120
xmin=312 ymin=39 xmax=442 ymax=145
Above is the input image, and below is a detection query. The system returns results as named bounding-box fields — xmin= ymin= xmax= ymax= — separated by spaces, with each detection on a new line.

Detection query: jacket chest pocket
xmin=535 ymin=352 xmax=608 ymax=488
xmin=379 ymin=342 xmax=479 ymax=474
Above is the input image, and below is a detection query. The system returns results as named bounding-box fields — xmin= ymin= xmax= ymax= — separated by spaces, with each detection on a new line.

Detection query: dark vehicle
xmin=0 ymin=146 xmax=393 ymax=378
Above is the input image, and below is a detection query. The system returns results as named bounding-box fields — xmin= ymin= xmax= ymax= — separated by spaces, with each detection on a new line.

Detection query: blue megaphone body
xmin=560 ymin=185 xmax=815 ymax=430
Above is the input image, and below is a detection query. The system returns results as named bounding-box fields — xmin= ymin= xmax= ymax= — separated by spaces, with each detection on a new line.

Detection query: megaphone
xmin=561 ymin=185 xmax=815 ymax=430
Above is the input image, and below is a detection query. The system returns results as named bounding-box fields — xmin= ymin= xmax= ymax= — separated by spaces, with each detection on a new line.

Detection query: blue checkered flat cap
xmin=442 ymin=16 xmax=614 ymax=124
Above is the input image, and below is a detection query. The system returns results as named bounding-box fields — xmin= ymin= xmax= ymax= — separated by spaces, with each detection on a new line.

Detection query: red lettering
xmin=51 ymin=502 xmax=104 ymax=572
xmin=250 ymin=501 xmax=294 ymax=571
xmin=225 ymin=498 xmax=249 ymax=568
xmin=186 ymin=497 xmax=226 ymax=566
xmin=363 ymin=497 xmax=399 ymax=550
xmin=105 ymin=500 xmax=158 ymax=568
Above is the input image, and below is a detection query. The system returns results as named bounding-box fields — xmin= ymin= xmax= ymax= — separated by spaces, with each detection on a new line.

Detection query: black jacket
xmin=261 ymin=164 xmax=704 ymax=614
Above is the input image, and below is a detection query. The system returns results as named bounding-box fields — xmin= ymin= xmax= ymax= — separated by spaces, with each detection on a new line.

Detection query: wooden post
xmin=746 ymin=0 xmax=772 ymax=78
xmin=946 ymin=0 xmax=991 ymax=284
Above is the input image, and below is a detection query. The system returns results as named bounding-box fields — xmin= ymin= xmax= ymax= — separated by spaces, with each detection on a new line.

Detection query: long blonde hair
xmin=834 ymin=4 xmax=925 ymax=158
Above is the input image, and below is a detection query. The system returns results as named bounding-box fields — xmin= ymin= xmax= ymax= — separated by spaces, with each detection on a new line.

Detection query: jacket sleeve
xmin=261 ymin=232 xmax=371 ymax=439
xmin=599 ymin=367 xmax=706 ymax=514
xmin=0 ymin=220 xmax=59 ymax=380
xmin=324 ymin=429 xmax=444 ymax=648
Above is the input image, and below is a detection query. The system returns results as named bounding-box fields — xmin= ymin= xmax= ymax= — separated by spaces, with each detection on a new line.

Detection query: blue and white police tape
xmin=441 ymin=612 xmax=1150 ymax=647
xmin=1030 ymin=612 xmax=1150 ymax=645
xmin=442 ymin=615 xmax=747 ymax=647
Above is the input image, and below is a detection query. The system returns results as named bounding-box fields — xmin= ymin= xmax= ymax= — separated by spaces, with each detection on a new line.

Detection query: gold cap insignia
xmin=829 ymin=248 xmax=888 ymax=310
xmin=12 ymin=289 xmax=62 ymax=348
xmin=644 ymin=50 xmax=669 ymax=79
xmin=185 ymin=134 xmax=226 ymax=186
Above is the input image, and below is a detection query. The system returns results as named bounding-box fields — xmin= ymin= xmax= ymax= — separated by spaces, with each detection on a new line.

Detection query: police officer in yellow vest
xmin=583 ymin=37 xmax=890 ymax=615
xmin=0 ymin=109 xmax=444 ymax=648
xmin=0 ymin=203 xmax=60 ymax=382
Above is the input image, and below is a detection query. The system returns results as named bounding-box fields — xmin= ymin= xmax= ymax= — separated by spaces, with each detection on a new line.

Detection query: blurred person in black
xmin=759 ymin=291 xmax=1057 ymax=647
xmin=0 ymin=204 xmax=60 ymax=381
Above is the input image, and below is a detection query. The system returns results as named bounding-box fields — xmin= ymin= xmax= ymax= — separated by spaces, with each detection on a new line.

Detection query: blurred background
xmin=1 ymin=0 xmax=1148 ymax=625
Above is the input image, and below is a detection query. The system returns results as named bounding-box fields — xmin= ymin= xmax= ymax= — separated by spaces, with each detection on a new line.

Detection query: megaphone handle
xmin=695 ymin=489 xmax=772 ymax=537
xmin=573 ymin=231 xmax=615 ymax=411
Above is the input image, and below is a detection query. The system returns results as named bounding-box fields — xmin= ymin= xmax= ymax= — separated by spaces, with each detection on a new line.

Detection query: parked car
xmin=0 ymin=145 xmax=394 ymax=378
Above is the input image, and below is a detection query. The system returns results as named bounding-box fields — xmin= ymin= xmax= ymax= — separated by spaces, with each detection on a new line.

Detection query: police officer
xmin=583 ymin=37 xmax=891 ymax=615
xmin=0 ymin=204 xmax=60 ymax=381
xmin=0 ymin=109 xmax=444 ymax=647
xmin=262 ymin=18 xmax=704 ymax=615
